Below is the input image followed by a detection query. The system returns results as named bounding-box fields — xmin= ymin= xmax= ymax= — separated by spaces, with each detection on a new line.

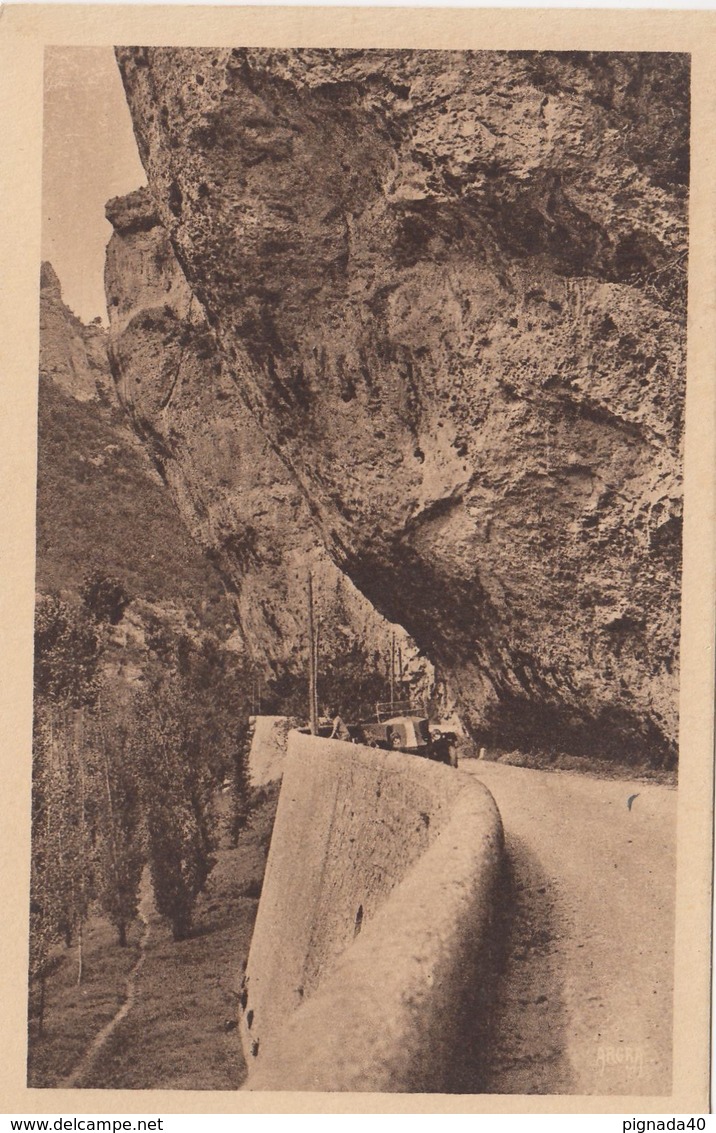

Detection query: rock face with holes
xmin=105 ymin=187 xmax=424 ymax=682
xmin=115 ymin=49 xmax=688 ymax=765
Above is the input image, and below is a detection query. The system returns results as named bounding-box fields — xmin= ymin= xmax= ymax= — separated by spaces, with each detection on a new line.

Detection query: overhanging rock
xmin=115 ymin=48 xmax=686 ymax=766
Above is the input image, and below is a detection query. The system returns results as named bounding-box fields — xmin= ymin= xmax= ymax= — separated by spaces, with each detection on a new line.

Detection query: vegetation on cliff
xmin=30 ymin=258 xmax=405 ymax=1081
xmin=30 ymin=264 xmax=255 ymax=1077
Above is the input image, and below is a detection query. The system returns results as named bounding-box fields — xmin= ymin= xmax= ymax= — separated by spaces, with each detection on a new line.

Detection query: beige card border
xmin=1 ymin=5 xmax=714 ymax=1115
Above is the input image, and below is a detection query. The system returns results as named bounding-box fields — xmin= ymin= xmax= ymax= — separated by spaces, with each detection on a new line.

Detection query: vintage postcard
xmin=0 ymin=4 xmax=714 ymax=1116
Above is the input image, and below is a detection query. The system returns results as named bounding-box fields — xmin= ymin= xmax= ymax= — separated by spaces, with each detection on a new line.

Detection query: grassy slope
xmin=27 ymin=920 xmax=143 ymax=1088
xmin=70 ymin=787 xmax=279 ymax=1091
xmin=31 ymin=362 xmax=274 ymax=1089
xmin=35 ymin=378 xmax=233 ymax=633
xmin=32 ymin=293 xmax=280 ymax=1089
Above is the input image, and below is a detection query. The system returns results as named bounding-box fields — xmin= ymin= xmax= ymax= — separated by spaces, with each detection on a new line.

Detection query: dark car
xmin=350 ymin=715 xmax=457 ymax=767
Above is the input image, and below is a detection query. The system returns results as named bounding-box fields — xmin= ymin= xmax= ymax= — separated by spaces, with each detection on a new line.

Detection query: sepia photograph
xmin=1 ymin=6 xmax=714 ymax=1116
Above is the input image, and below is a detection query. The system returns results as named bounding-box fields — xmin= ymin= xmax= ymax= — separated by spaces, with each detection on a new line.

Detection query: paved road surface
xmin=462 ymin=760 xmax=676 ymax=1096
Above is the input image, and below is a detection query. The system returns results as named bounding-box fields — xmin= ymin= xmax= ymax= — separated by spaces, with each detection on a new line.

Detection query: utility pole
xmin=389 ymin=631 xmax=395 ymax=715
xmin=307 ymin=570 xmax=318 ymax=735
xmin=314 ymin=617 xmax=320 ymax=729
xmin=75 ymin=706 xmax=86 ymax=986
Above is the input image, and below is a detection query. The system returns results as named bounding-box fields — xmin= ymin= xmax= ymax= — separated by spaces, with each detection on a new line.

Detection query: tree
xmin=91 ymin=697 xmax=145 ymax=947
xmin=31 ymin=597 xmax=103 ymax=985
xmin=228 ymin=731 xmax=251 ymax=848
xmin=147 ymin=629 xmax=252 ymax=847
xmin=28 ymin=710 xmax=65 ymax=1038
xmin=132 ymin=681 xmax=218 ymax=941
xmin=132 ymin=626 xmax=256 ymax=937
xmin=80 ymin=571 xmax=131 ymax=626
xmin=34 ymin=595 xmax=102 ymax=708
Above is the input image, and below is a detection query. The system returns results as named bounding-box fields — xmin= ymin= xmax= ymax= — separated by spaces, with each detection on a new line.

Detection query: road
xmin=462 ymin=760 xmax=676 ymax=1096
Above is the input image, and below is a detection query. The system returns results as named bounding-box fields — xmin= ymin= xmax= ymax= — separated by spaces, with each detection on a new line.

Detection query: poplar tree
xmin=133 ymin=681 xmax=217 ymax=941
xmin=91 ymin=699 xmax=145 ymax=947
xmin=31 ymin=597 xmax=102 ymax=987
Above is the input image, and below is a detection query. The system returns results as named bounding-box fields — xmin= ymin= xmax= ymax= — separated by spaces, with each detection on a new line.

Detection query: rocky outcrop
xmin=35 ymin=261 xmax=245 ymax=685
xmin=35 ymin=259 xmax=240 ymax=639
xmin=104 ymin=187 xmax=422 ymax=686
xmin=40 ymin=262 xmax=115 ymax=403
xmin=115 ymin=49 xmax=688 ymax=765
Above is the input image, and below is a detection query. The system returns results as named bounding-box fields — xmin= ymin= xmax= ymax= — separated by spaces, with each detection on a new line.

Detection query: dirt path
xmin=59 ymin=871 xmax=153 ymax=1089
xmin=462 ymin=761 xmax=676 ymax=1096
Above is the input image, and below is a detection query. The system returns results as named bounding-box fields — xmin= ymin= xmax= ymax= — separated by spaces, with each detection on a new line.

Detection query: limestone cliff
xmin=40 ymin=262 xmax=114 ymax=403
xmin=36 ymin=260 xmax=247 ymax=686
xmin=115 ymin=49 xmax=688 ymax=765
xmin=104 ymin=187 xmax=423 ymax=694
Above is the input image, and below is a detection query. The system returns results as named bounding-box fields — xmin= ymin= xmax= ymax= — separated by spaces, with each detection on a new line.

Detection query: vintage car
xmin=350 ymin=715 xmax=457 ymax=767
xmin=428 ymin=724 xmax=459 ymax=768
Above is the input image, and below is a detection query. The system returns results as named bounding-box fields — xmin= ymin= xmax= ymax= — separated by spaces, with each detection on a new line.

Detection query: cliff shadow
xmin=446 ymin=833 xmax=575 ymax=1094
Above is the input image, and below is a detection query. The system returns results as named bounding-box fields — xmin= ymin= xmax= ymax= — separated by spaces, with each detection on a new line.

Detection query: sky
xmin=42 ymin=47 xmax=147 ymax=323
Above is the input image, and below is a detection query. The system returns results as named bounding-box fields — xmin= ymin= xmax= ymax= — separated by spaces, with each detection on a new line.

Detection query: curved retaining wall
xmin=240 ymin=731 xmax=503 ymax=1092
xmin=246 ymin=715 xmax=300 ymax=786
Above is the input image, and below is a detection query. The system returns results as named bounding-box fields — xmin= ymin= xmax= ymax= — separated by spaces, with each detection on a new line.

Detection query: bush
xmin=80 ymin=571 xmax=131 ymax=626
xmin=34 ymin=596 xmax=102 ymax=708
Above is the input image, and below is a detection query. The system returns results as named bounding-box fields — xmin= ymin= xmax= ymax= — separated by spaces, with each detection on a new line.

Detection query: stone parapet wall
xmin=240 ymin=731 xmax=503 ymax=1091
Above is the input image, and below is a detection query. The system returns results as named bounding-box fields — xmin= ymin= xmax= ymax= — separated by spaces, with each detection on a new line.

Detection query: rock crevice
xmin=104 ymin=186 xmax=423 ymax=690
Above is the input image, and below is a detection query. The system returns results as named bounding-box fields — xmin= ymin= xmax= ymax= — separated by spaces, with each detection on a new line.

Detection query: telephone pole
xmin=307 ymin=570 xmax=318 ymax=735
